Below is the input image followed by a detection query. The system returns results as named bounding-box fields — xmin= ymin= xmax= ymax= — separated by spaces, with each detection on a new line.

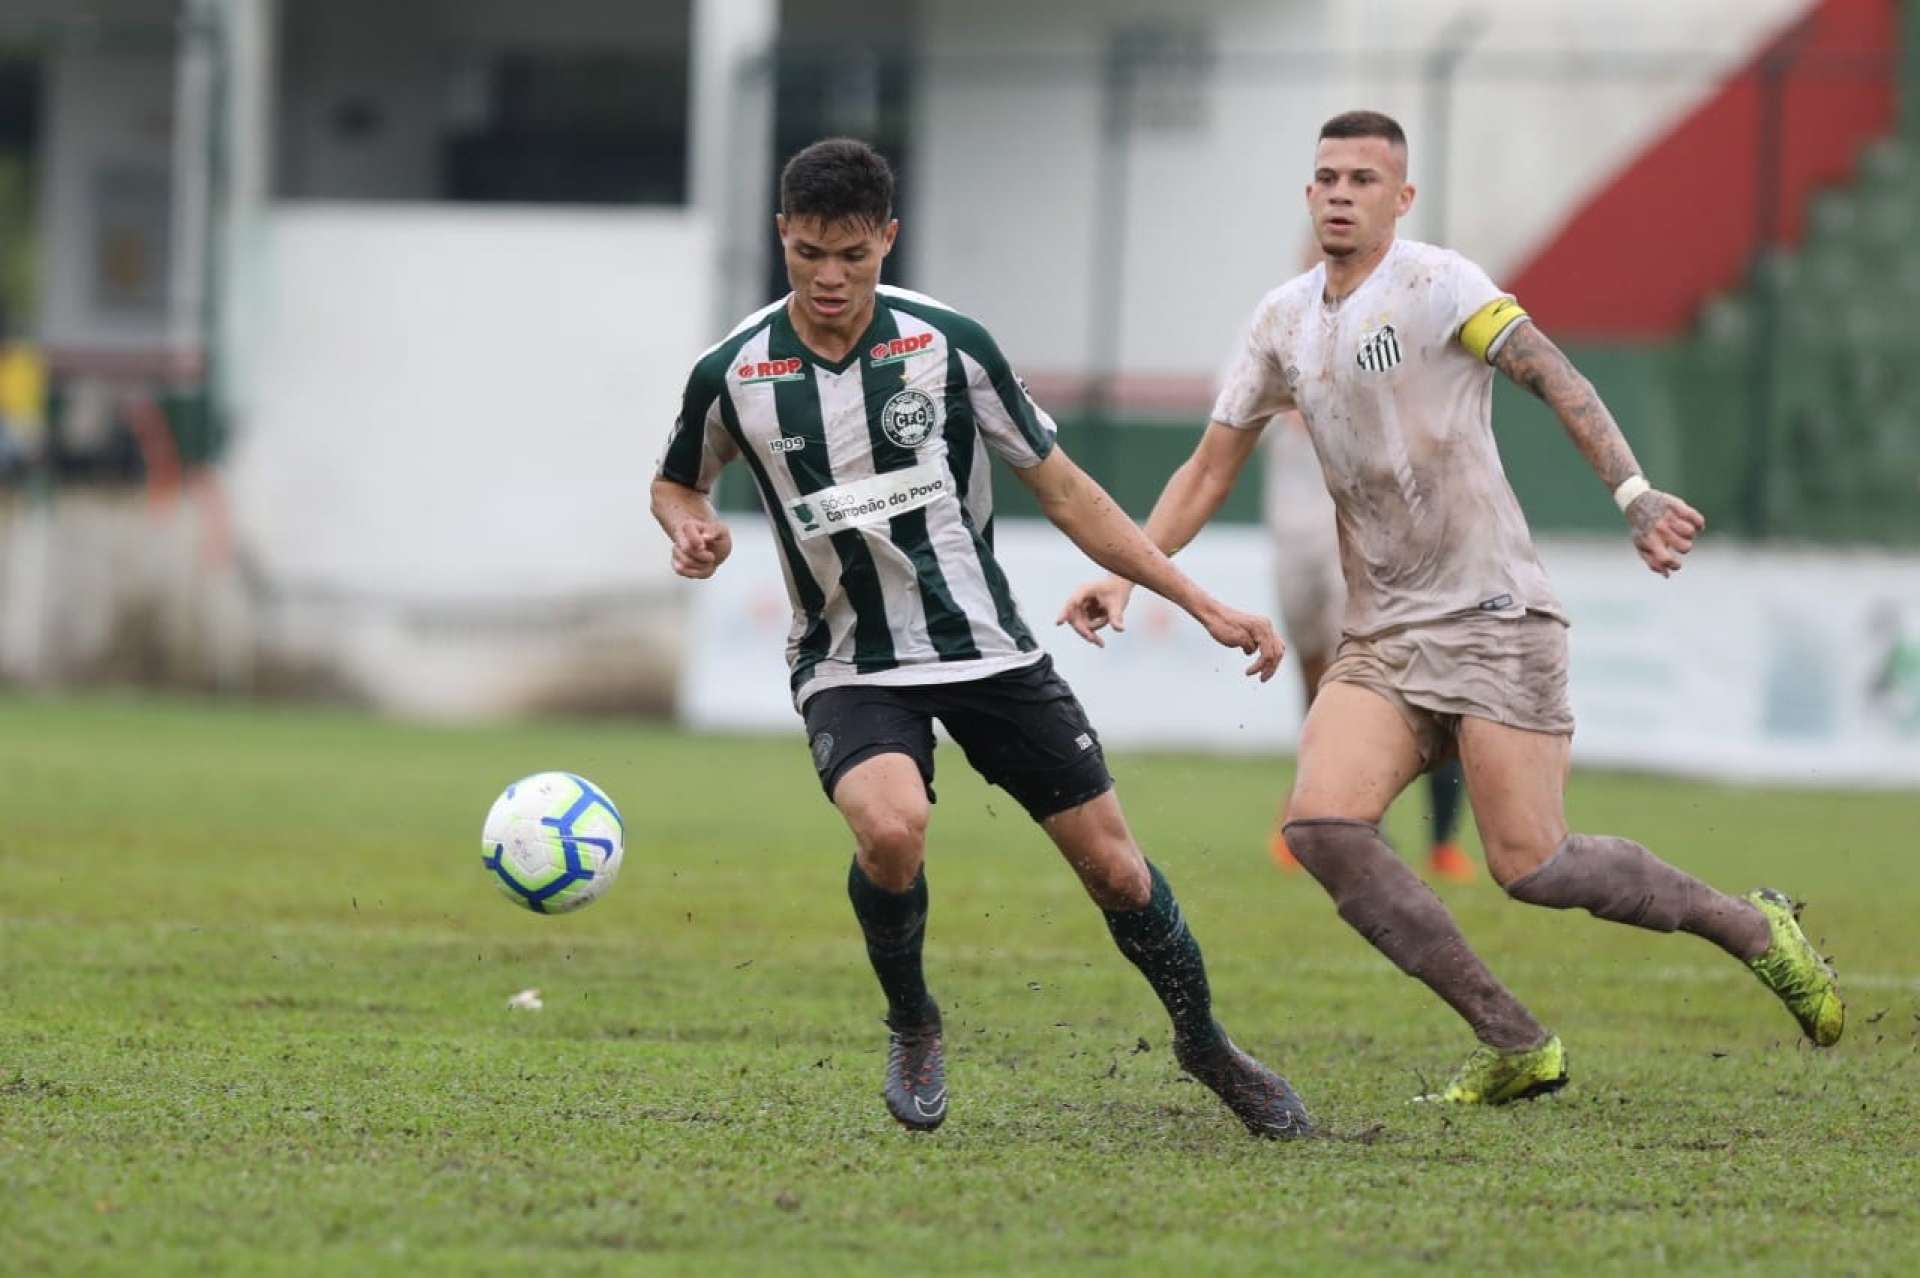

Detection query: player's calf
xmin=847 ymin=858 xmax=937 ymax=1025
xmin=1101 ymin=861 xmax=1315 ymax=1136
xmin=1284 ymin=818 xmax=1547 ymax=1051
xmin=1101 ymin=861 xmax=1217 ymax=1042
xmin=1502 ymin=833 xmax=1770 ymax=959
xmin=847 ymin=858 xmax=948 ymax=1130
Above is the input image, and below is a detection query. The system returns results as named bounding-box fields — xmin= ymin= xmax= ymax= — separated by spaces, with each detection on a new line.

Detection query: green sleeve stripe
xmin=660 ymin=374 xmax=721 ymax=487
xmin=987 ymin=372 xmax=1054 ymax=459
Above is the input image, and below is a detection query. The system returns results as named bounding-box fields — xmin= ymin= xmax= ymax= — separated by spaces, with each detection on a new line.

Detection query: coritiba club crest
xmin=881 ymin=388 xmax=938 ymax=448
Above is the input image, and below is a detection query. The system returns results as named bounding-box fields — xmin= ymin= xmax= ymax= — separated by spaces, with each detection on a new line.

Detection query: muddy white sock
xmin=1285 ymin=818 xmax=1547 ymax=1051
xmin=1504 ymin=834 xmax=1769 ymax=961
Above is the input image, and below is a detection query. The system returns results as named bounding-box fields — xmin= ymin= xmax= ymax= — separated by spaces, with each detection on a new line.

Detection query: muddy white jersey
xmin=1213 ymin=238 xmax=1563 ymax=638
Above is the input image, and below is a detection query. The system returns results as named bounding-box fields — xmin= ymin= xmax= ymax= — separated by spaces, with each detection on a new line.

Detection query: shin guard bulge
xmin=1103 ymin=862 xmax=1217 ymax=1042
xmin=847 ymin=859 xmax=937 ymax=1024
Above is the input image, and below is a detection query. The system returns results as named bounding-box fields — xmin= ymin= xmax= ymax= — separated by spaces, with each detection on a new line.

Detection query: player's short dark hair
xmin=780 ymin=138 xmax=894 ymax=231
xmin=1319 ymin=110 xmax=1408 ymax=151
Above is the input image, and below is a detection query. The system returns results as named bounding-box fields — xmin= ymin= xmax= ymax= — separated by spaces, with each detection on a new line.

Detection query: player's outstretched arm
xmin=649 ymin=475 xmax=734 ymax=580
xmin=1055 ymin=420 xmax=1265 ymax=639
xmin=1017 ymin=446 xmax=1282 ymax=680
xmin=1492 ymin=323 xmax=1704 ymax=577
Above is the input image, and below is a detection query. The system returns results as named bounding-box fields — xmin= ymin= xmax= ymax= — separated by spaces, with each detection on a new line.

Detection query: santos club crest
xmin=1356 ymin=323 xmax=1403 ymax=373
xmin=880 ymin=388 xmax=939 ymax=449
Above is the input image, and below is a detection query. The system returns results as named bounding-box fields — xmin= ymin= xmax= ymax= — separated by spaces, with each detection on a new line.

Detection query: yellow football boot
xmin=1744 ymin=889 xmax=1845 ymax=1047
xmin=1419 ymin=1034 xmax=1569 ymax=1105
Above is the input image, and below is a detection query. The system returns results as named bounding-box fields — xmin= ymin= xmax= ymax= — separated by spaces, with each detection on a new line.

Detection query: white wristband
xmin=1612 ymin=475 xmax=1651 ymax=513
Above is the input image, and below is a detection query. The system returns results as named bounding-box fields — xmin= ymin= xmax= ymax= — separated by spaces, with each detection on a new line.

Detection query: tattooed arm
xmin=1491 ymin=322 xmax=1705 ymax=577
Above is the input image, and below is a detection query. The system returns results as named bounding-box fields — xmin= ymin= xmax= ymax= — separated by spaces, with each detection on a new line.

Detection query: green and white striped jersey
xmin=658 ymin=285 xmax=1056 ymax=707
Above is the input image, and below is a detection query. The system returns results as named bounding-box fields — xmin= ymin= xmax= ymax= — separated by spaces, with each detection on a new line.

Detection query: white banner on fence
xmin=680 ymin=521 xmax=1920 ymax=789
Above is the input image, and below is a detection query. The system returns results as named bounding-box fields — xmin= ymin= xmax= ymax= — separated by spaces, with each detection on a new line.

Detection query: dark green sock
xmin=1429 ymin=757 xmax=1465 ymax=848
xmin=1102 ymin=862 xmax=1217 ymax=1042
xmin=846 ymin=859 xmax=936 ymax=1027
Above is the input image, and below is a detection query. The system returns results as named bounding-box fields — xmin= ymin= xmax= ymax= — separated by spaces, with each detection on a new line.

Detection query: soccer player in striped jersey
xmin=1062 ymin=111 xmax=1843 ymax=1105
xmin=651 ymin=138 xmax=1310 ymax=1137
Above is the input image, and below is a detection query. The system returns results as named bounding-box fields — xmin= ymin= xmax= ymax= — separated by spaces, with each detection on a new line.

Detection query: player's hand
xmin=1195 ymin=600 xmax=1286 ymax=682
xmin=1625 ymin=489 xmax=1704 ymax=577
xmin=670 ymin=517 xmax=733 ymax=579
xmin=1056 ymin=576 xmax=1136 ymax=647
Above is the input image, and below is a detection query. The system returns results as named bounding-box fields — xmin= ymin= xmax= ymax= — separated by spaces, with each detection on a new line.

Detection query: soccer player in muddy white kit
xmin=652 ymin=138 xmax=1311 ymax=1135
xmin=1061 ymin=111 xmax=1843 ymax=1103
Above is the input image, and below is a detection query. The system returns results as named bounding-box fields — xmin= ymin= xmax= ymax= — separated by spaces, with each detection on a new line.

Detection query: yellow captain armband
xmin=1459 ymin=296 xmax=1529 ymax=363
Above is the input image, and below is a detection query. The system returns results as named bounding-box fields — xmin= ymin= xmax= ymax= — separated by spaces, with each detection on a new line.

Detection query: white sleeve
xmin=961 ymin=344 xmax=1056 ymax=470
xmin=1210 ymin=303 xmax=1294 ymax=429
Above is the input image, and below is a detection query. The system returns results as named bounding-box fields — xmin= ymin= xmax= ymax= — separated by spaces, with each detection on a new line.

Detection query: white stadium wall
xmin=213 ymin=205 xmax=707 ymax=715
xmin=228 ymin=206 xmax=700 ymax=607
xmin=1 ymin=203 xmax=714 ymax=715
xmin=188 ymin=0 xmax=772 ymax=717
xmin=908 ymin=0 xmax=1807 ymax=387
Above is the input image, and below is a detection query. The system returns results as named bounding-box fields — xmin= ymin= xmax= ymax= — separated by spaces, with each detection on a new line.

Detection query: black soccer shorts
xmin=800 ymin=654 xmax=1114 ymax=822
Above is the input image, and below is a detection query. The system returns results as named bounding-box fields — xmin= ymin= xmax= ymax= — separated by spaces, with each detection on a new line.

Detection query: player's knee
xmin=853 ymin=809 xmax=928 ymax=887
xmin=1279 ymin=817 xmax=1374 ymax=879
xmin=1485 ymin=830 xmax=1560 ymax=891
xmin=1078 ymin=847 xmax=1149 ymax=911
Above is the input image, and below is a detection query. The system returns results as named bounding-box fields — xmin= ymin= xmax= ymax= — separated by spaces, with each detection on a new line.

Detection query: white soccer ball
xmin=480 ymin=772 xmax=624 ymax=914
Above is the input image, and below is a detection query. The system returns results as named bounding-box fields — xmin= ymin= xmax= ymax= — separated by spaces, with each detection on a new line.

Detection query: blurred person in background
xmin=1062 ymin=110 xmax=1845 ymax=1105
xmin=651 ymin=138 xmax=1312 ymax=1139
xmin=0 ymin=299 xmax=48 ymax=480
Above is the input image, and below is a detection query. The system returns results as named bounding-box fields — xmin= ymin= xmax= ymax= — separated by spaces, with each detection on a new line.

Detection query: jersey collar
xmin=776 ymin=296 xmax=888 ymax=375
xmin=1319 ymin=238 xmax=1401 ymax=318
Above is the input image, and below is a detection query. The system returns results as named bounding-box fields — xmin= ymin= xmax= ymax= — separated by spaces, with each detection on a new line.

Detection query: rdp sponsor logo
xmin=737 ymin=357 xmax=805 ymax=384
xmin=868 ymin=332 xmax=935 ymax=367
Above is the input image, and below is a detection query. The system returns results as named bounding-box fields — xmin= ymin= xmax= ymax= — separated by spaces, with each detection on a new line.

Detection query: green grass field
xmin=3 ymin=694 xmax=1917 ymax=1275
